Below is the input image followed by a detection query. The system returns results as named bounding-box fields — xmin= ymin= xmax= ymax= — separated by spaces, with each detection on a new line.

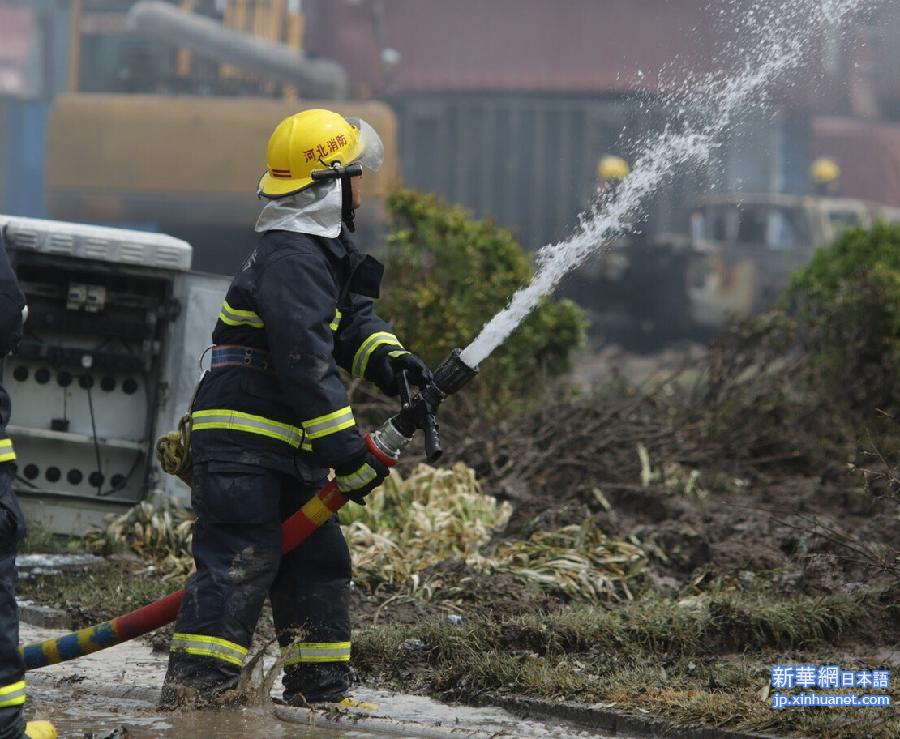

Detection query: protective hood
xmin=254 ymin=178 xmax=344 ymax=238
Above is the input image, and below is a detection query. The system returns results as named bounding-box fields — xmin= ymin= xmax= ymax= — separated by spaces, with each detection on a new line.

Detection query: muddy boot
xmin=159 ymin=653 xmax=242 ymax=710
xmin=283 ymin=662 xmax=352 ymax=705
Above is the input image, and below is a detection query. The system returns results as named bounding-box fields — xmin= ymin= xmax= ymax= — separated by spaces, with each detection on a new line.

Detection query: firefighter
xmin=160 ymin=109 xmax=431 ymax=708
xmin=0 ymin=233 xmax=56 ymax=739
xmin=810 ymin=157 xmax=841 ymax=197
xmin=596 ymin=155 xmax=630 ymax=198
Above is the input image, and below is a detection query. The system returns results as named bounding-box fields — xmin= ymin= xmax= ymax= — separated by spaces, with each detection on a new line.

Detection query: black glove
xmin=369 ymin=351 xmax=433 ymax=397
xmin=333 ymin=447 xmax=390 ymax=505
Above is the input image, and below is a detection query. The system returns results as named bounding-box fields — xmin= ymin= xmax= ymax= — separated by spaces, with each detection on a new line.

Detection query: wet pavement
xmin=20 ymin=622 xmax=612 ymax=738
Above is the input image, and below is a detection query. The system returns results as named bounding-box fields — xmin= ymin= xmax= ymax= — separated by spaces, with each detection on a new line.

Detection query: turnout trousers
xmin=161 ymin=461 xmax=352 ymax=707
xmin=0 ymin=466 xmax=26 ymax=739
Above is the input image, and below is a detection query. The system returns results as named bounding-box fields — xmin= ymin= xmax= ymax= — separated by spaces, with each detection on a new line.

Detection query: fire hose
xmin=21 ymin=349 xmax=477 ymax=670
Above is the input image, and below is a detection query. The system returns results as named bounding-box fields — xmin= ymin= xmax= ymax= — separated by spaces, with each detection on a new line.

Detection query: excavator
xmin=42 ymin=0 xmax=398 ymax=274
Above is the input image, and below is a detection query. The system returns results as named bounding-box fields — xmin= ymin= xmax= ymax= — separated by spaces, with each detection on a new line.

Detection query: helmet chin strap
xmin=341 ymin=173 xmax=356 ymax=233
xmin=311 ymin=162 xmax=363 ymax=233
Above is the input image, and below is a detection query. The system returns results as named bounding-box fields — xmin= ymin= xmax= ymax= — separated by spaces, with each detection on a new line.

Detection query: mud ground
xmin=16 ymin=343 xmax=900 ymax=737
xmin=18 ymin=621 xmax=611 ymax=738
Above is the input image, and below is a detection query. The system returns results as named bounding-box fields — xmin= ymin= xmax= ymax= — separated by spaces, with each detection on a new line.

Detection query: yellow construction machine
xmin=46 ymin=0 xmax=398 ymax=272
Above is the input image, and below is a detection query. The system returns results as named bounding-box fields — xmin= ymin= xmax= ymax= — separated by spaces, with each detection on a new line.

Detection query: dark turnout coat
xmin=190 ymin=228 xmax=404 ymax=479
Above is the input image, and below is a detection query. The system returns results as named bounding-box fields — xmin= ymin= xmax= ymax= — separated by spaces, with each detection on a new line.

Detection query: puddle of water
xmin=27 ymin=684 xmax=345 ymax=738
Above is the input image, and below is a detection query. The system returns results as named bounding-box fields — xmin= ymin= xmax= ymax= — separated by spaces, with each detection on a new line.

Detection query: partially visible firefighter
xmin=0 ymin=233 xmax=57 ymax=739
xmin=810 ymin=157 xmax=841 ymax=197
xmin=596 ymin=155 xmax=630 ymax=199
xmin=160 ymin=109 xmax=431 ymax=708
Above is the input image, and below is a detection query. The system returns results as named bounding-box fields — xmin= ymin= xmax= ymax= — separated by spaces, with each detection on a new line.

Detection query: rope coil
xmin=154 ymin=413 xmax=193 ymax=487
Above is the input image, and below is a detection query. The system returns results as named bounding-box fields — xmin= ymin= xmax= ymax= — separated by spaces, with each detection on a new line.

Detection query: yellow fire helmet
xmin=257 ymin=108 xmax=385 ymax=199
xmin=809 ymin=157 xmax=841 ymax=185
xmin=598 ymin=155 xmax=630 ymax=182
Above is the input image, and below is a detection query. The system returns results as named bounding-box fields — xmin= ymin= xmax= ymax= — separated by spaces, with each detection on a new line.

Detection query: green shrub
xmin=786 ymin=222 xmax=900 ymax=414
xmin=378 ymin=189 xmax=584 ymax=415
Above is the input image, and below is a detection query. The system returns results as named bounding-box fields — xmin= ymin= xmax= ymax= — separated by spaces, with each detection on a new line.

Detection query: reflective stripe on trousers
xmin=0 ymin=438 xmax=15 ymax=464
xmin=0 ymin=680 xmax=25 ymax=708
xmin=170 ymin=633 xmax=248 ymax=667
xmin=282 ymin=641 xmax=351 ymax=666
xmin=191 ymin=409 xmax=312 ymax=452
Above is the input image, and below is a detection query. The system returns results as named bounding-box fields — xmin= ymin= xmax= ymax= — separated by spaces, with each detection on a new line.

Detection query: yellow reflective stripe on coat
xmin=0 ymin=680 xmax=25 ymax=708
xmin=192 ymin=409 xmax=311 ymax=451
xmin=336 ymin=462 xmax=377 ymax=494
xmin=329 ymin=309 xmax=342 ymax=331
xmin=0 ymin=437 xmax=15 ymax=463
xmin=170 ymin=633 xmax=248 ymax=667
xmin=301 ymin=407 xmax=355 ymax=441
xmin=352 ymin=331 xmax=403 ymax=377
xmin=282 ymin=641 xmax=351 ymax=666
xmin=218 ymin=300 xmax=264 ymax=329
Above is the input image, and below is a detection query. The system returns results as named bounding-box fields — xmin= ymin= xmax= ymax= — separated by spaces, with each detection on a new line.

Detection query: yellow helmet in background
xmin=598 ymin=155 xmax=630 ymax=182
xmin=257 ymin=108 xmax=385 ymax=199
xmin=810 ymin=157 xmax=841 ymax=185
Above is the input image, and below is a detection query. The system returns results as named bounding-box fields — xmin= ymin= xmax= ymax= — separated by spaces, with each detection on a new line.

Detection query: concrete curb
xmin=16 ymin=600 xmax=70 ymax=630
xmin=25 ymin=671 xmax=163 ymax=705
xmin=492 ymin=695 xmax=778 ymax=739
xmin=274 ymin=705 xmax=494 ymax=738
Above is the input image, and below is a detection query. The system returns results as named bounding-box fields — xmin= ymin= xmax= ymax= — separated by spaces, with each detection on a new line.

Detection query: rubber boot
xmin=283 ymin=663 xmax=352 ymax=705
xmin=159 ymin=653 xmax=242 ymax=710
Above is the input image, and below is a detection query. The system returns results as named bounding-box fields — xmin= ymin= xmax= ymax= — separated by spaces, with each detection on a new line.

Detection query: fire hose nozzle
xmin=391 ymin=348 xmax=478 ymax=463
xmin=432 ymin=347 xmax=479 ymax=396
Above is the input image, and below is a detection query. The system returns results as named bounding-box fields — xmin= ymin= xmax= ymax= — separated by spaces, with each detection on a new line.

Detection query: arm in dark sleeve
xmin=333 ymin=293 xmax=407 ymax=381
xmin=256 ymin=251 xmax=366 ymax=465
xmin=0 ymin=234 xmax=25 ymax=356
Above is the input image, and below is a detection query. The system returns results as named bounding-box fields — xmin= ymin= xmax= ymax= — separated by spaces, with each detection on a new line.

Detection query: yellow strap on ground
xmin=338 ymin=697 xmax=379 ymax=711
